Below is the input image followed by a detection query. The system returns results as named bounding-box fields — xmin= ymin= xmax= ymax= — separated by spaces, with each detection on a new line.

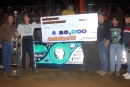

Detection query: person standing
xmin=0 ymin=16 xmax=15 ymax=75
xmin=17 ymin=14 xmax=40 ymax=73
xmin=113 ymin=6 xmax=124 ymax=26
xmin=122 ymin=13 xmax=130 ymax=79
xmin=97 ymin=12 xmax=110 ymax=76
xmin=53 ymin=8 xmax=62 ymax=16
xmin=107 ymin=17 xmax=123 ymax=76
xmin=62 ymin=5 xmax=75 ymax=15
xmin=0 ymin=8 xmax=6 ymax=26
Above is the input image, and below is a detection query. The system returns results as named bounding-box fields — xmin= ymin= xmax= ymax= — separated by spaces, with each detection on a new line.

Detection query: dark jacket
xmin=97 ymin=22 xmax=110 ymax=41
xmin=123 ymin=23 xmax=130 ymax=47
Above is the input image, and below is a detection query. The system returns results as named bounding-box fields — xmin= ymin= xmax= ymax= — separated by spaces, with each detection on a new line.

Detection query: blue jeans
xmin=110 ymin=43 xmax=122 ymax=71
xmin=125 ymin=47 xmax=130 ymax=73
xmin=2 ymin=41 xmax=11 ymax=72
xmin=98 ymin=41 xmax=109 ymax=72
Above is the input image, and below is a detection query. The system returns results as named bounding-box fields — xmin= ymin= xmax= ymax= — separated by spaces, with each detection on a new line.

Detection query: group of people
xmin=0 ymin=14 xmax=40 ymax=76
xmin=0 ymin=4 xmax=75 ymax=76
xmin=0 ymin=4 xmax=130 ymax=81
xmin=97 ymin=12 xmax=130 ymax=80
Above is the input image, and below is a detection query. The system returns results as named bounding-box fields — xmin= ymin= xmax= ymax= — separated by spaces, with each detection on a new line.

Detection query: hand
xmin=0 ymin=44 xmax=2 ymax=49
xmin=15 ymin=31 xmax=18 ymax=37
xmin=105 ymin=40 xmax=109 ymax=47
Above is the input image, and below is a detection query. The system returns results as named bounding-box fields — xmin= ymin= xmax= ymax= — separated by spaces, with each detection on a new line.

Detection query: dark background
xmin=0 ymin=0 xmax=130 ymax=7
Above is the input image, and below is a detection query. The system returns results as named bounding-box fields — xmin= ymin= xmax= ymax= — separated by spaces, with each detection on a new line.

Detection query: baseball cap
xmin=24 ymin=13 xmax=30 ymax=18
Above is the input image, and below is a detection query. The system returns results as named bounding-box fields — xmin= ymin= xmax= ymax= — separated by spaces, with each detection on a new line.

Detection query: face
xmin=21 ymin=10 xmax=23 ymax=13
xmin=7 ymin=16 xmax=14 ymax=25
xmin=98 ymin=15 xmax=105 ymax=23
xmin=116 ymin=6 xmax=120 ymax=10
xmin=38 ymin=10 xmax=42 ymax=15
xmin=56 ymin=8 xmax=60 ymax=12
xmin=112 ymin=19 xmax=119 ymax=26
xmin=24 ymin=8 xmax=27 ymax=12
xmin=88 ymin=6 xmax=92 ymax=10
xmin=24 ymin=15 xmax=30 ymax=24
xmin=108 ymin=6 xmax=111 ymax=9
xmin=68 ymin=5 xmax=73 ymax=10
xmin=31 ymin=11 xmax=35 ymax=15
xmin=0 ymin=8 xmax=3 ymax=13
xmin=125 ymin=17 xmax=130 ymax=24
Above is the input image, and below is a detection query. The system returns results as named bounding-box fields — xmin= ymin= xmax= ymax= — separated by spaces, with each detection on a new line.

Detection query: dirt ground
xmin=0 ymin=68 xmax=130 ymax=87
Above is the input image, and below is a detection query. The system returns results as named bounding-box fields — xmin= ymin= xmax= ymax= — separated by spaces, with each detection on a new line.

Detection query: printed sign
xmin=40 ymin=13 xmax=98 ymax=42
xmin=34 ymin=42 xmax=84 ymax=65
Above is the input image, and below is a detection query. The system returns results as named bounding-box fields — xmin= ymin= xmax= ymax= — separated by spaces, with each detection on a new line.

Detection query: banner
xmin=34 ymin=42 xmax=84 ymax=64
xmin=40 ymin=13 xmax=98 ymax=42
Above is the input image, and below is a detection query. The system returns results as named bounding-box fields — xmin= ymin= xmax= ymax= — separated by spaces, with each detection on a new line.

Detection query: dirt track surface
xmin=0 ymin=68 xmax=130 ymax=87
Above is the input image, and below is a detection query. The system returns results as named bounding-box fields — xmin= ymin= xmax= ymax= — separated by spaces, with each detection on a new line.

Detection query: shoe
xmin=123 ymin=73 xmax=128 ymax=77
xmin=124 ymin=74 xmax=130 ymax=80
xmin=0 ymin=65 xmax=3 ymax=68
xmin=108 ymin=71 xmax=114 ymax=75
xmin=97 ymin=70 xmax=103 ymax=74
xmin=99 ymin=71 xmax=107 ymax=76
xmin=32 ymin=68 xmax=38 ymax=73
xmin=4 ymin=72 xmax=8 ymax=76
xmin=116 ymin=71 xmax=120 ymax=76
xmin=20 ymin=68 xmax=25 ymax=73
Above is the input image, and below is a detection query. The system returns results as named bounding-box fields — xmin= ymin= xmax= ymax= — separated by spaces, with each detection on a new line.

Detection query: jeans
xmin=2 ymin=41 xmax=11 ymax=72
xmin=98 ymin=41 xmax=109 ymax=72
xmin=110 ymin=43 xmax=122 ymax=71
xmin=125 ymin=47 xmax=130 ymax=73
xmin=21 ymin=36 xmax=35 ymax=69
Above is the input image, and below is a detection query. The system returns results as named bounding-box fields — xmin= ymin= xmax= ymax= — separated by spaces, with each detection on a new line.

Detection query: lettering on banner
xmin=47 ymin=36 xmax=76 ymax=41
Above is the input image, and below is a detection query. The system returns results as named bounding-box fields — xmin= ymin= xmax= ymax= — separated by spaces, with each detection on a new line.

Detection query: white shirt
xmin=17 ymin=22 xmax=41 ymax=38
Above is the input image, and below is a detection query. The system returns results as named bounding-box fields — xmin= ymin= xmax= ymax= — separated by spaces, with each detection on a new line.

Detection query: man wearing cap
xmin=17 ymin=14 xmax=40 ymax=73
xmin=122 ymin=13 xmax=130 ymax=79
xmin=107 ymin=17 xmax=123 ymax=76
xmin=0 ymin=15 xmax=16 ymax=75
xmin=97 ymin=12 xmax=110 ymax=76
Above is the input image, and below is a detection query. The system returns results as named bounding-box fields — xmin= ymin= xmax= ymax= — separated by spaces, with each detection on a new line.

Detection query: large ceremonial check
xmin=40 ymin=13 xmax=98 ymax=42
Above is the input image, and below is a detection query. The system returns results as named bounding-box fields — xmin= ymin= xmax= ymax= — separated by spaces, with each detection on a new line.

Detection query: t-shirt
xmin=62 ymin=9 xmax=75 ymax=15
xmin=17 ymin=22 xmax=41 ymax=38
xmin=110 ymin=26 xmax=123 ymax=44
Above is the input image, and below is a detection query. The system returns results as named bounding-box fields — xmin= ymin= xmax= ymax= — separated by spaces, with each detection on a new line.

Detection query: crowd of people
xmin=0 ymin=5 xmax=130 ymax=25
xmin=0 ymin=4 xmax=130 ymax=80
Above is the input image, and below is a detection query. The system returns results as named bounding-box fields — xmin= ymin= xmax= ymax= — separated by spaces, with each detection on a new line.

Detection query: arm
xmin=17 ymin=24 xmax=22 ymax=36
xmin=0 ymin=30 xmax=1 ymax=48
xmin=120 ymin=26 xmax=124 ymax=45
xmin=105 ymin=23 xmax=110 ymax=47
xmin=0 ymin=26 xmax=3 ymax=49
xmin=32 ymin=22 xmax=41 ymax=28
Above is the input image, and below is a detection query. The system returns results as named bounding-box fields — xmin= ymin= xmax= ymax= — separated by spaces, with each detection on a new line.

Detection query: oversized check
xmin=40 ymin=13 xmax=98 ymax=42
